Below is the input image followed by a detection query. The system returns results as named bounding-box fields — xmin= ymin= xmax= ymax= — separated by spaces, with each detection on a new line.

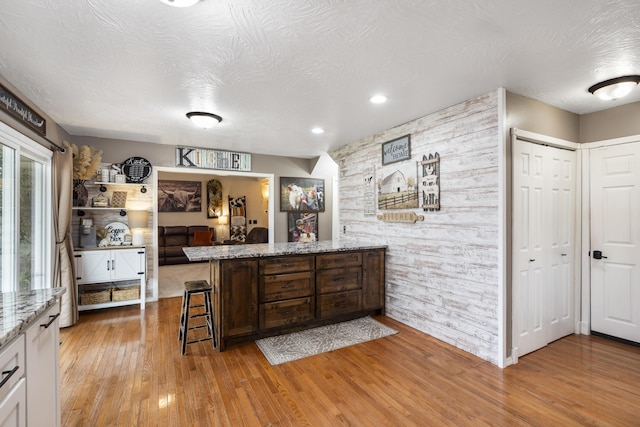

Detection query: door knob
xmin=593 ymin=250 xmax=607 ymax=260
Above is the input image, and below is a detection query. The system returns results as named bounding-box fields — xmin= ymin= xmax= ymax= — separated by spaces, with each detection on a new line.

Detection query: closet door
xmin=547 ymin=148 xmax=576 ymax=342
xmin=513 ymin=139 xmax=575 ymax=358
xmin=513 ymin=140 xmax=547 ymax=356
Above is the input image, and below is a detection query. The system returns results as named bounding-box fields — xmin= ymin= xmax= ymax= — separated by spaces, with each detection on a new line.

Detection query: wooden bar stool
xmin=179 ymin=280 xmax=215 ymax=355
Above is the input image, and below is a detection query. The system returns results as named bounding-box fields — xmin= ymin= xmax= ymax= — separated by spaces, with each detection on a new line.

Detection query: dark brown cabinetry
xmin=212 ymin=248 xmax=385 ymax=351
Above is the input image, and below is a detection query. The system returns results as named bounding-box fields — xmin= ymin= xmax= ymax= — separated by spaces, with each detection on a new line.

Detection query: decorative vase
xmin=73 ymin=180 xmax=89 ymax=207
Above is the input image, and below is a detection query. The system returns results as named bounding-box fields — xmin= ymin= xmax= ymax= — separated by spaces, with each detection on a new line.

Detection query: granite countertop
xmin=0 ymin=288 xmax=66 ymax=348
xmin=183 ymin=240 xmax=387 ymax=262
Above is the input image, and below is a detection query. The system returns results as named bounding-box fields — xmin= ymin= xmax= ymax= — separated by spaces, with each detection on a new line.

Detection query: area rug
xmin=256 ymin=316 xmax=398 ymax=365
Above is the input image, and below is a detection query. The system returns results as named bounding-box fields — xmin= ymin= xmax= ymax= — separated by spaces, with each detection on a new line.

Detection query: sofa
xmin=158 ymin=225 xmax=216 ymax=266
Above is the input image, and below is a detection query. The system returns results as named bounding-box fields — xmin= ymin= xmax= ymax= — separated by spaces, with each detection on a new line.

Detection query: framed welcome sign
xmin=381 ymin=134 xmax=411 ymax=165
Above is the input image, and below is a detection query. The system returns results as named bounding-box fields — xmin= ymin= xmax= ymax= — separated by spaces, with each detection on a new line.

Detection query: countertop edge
xmin=0 ymin=287 xmax=66 ymax=348
xmin=183 ymin=241 xmax=387 ymax=262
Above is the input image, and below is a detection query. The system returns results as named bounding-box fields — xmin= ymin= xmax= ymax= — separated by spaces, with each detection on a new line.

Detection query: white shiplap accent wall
xmin=330 ymin=91 xmax=501 ymax=364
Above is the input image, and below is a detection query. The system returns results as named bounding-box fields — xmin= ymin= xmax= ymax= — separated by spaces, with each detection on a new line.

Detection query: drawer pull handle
xmin=280 ymin=311 xmax=293 ymax=316
xmin=334 ymin=302 xmax=346 ymax=307
xmin=282 ymin=284 xmax=294 ymax=289
xmin=40 ymin=312 xmax=60 ymax=329
xmin=0 ymin=366 xmax=19 ymax=390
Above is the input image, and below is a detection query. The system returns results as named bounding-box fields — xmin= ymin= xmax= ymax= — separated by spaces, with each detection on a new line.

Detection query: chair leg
xmin=181 ymin=292 xmax=190 ymax=356
xmin=204 ymin=291 xmax=216 ymax=348
xmin=179 ymin=288 xmax=187 ymax=341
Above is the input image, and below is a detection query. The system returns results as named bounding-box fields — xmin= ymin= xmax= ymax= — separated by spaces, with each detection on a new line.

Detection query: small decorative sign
xmin=420 ymin=152 xmax=441 ymax=211
xmin=121 ymin=156 xmax=152 ymax=183
xmin=105 ymin=222 xmax=130 ymax=246
xmin=0 ymin=83 xmax=46 ymax=135
xmin=176 ymin=146 xmax=251 ymax=172
xmin=381 ymin=134 xmax=411 ymax=165
xmin=363 ymin=166 xmax=376 ymax=215
xmin=376 ymin=212 xmax=424 ymax=223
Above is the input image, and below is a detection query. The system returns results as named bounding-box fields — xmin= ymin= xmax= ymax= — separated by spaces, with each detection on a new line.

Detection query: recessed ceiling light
xmin=159 ymin=0 xmax=200 ymax=7
xmin=588 ymin=75 xmax=640 ymax=101
xmin=311 ymin=127 xmax=325 ymax=134
xmin=369 ymin=94 xmax=387 ymax=104
xmin=186 ymin=112 xmax=222 ymax=128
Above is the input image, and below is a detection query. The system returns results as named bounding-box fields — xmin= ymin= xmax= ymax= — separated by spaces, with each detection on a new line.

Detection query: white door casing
xmin=513 ymin=135 xmax=576 ymax=358
xmin=590 ymin=141 xmax=640 ymax=343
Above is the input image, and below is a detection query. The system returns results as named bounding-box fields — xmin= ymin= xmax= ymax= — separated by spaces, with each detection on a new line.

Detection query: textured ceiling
xmin=0 ymin=0 xmax=639 ymax=158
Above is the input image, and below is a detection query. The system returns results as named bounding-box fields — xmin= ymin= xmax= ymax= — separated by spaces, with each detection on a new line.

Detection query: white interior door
xmin=513 ymin=139 xmax=576 ymax=357
xmin=513 ymin=139 xmax=547 ymax=356
xmin=590 ymin=141 xmax=640 ymax=343
xmin=547 ymin=148 xmax=576 ymax=342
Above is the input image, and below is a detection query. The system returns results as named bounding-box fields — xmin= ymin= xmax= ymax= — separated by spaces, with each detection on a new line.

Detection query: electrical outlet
xmin=343 ymin=225 xmax=346 ymax=234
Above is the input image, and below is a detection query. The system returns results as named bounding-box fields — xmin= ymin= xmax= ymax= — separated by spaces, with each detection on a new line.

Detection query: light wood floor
xmin=60 ymin=297 xmax=640 ymax=426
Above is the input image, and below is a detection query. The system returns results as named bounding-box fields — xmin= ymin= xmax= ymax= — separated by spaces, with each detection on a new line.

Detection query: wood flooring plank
xmin=59 ymin=298 xmax=640 ymax=426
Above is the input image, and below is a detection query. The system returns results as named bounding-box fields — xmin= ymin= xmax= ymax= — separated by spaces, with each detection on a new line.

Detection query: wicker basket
xmin=112 ymin=285 xmax=140 ymax=302
xmin=80 ymin=289 xmax=111 ymax=305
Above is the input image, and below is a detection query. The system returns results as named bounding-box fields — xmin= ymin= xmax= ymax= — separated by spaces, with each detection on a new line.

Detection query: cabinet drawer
xmin=0 ymin=335 xmax=25 ymax=404
xmin=259 ymin=256 xmax=314 ymax=275
xmin=260 ymin=297 xmax=314 ymax=329
xmin=260 ymin=272 xmax=314 ymax=303
xmin=317 ymin=290 xmax=362 ymax=319
xmin=316 ymin=266 xmax=361 ymax=294
xmin=316 ymin=252 xmax=362 ymax=269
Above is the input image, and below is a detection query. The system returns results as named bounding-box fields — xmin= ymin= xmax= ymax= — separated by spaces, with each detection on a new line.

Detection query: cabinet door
xmin=221 ymin=259 xmax=258 ymax=337
xmin=112 ymin=248 xmax=144 ymax=281
xmin=362 ymin=249 xmax=385 ymax=310
xmin=25 ymin=302 xmax=60 ymax=427
xmin=75 ymin=251 xmax=111 ymax=284
xmin=0 ymin=378 xmax=25 ymax=427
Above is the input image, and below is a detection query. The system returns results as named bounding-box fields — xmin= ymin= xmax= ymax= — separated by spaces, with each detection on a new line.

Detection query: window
xmin=0 ymin=122 xmax=52 ymax=291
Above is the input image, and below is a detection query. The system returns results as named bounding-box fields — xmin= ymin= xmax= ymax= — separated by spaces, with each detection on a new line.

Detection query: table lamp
xmin=128 ymin=210 xmax=149 ymax=246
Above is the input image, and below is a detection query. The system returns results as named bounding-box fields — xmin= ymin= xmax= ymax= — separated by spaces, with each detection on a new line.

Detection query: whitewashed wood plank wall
xmin=329 ymin=90 xmax=501 ymax=364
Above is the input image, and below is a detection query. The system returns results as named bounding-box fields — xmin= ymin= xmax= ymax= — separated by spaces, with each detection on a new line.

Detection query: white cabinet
xmin=25 ymin=303 xmax=60 ymax=427
xmin=0 ymin=302 xmax=60 ymax=427
xmin=0 ymin=379 xmax=26 ymax=427
xmin=74 ymin=247 xmax=146 ymax=311
xmin=0 ymin=336 xmax=26 ymax=427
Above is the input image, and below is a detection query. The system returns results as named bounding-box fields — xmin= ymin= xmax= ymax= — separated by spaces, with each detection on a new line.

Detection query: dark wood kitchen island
xmin=183 ymin=241 xmax=386 ymax=351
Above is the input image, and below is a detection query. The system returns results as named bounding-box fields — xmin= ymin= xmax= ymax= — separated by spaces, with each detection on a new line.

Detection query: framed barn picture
xmin=376 ymin=161 xmax=418 ymax=210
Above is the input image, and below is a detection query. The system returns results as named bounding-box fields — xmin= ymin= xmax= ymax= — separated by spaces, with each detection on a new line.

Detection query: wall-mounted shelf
xmin=91 ymin=181 xmax=148 ymax=193
xmin=72 ymin=207 xmax=127 ymax=216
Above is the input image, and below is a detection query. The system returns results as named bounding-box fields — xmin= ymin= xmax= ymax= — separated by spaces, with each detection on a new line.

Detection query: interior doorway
xmin=150 ymin=166 xmax=274 ymax=300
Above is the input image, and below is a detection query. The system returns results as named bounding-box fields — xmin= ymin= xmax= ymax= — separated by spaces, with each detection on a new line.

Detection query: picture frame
xmin=157 ymin=180 xmax=202 ymax=212
xmin=377 ymin=160 xmax=419 ymax=210
xmin=288 ymin=212 xmax=318 ymax=242
xmin=280 ymin=177 xmax=325 ymax=212
xmin=381 ymin=134 xmax=411 ymax=165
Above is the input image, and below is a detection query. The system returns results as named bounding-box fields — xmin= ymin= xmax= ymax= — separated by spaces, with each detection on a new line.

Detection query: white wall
xmin=330 ymin=91 xmax=502 ymax=364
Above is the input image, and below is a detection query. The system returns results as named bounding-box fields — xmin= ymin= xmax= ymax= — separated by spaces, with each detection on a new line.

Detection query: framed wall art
xmin=280 ymin=177 xmax=324 ymax=212
xmin=376 ymin=161 xmax=418 ymax=210
xmin=381 ymin=134 xmax=411 ymax=165
xmin=288 ymin=212 xmax=318 ymax=242
xmin=157 ymin=180 xmax=202 ymax=212
xmin=206 ymin=178 xmax=223 ymax=218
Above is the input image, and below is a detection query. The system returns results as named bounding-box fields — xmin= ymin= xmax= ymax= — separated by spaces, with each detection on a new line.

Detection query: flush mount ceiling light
xmin=311 ymin=127 xmax=325 ymax=134
xmin=186 ymin=112 xmax=222 ymax=128
xmin=159 ymin=0 xmax=200 ymax=7
xmin=588 ymin=75 xmax=640 ymax=101
xmin=369 ymin=94 xmax=387 ymax=104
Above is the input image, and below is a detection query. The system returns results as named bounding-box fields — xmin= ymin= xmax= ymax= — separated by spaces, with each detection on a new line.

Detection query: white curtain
xmin=53 ymin=146 xmax=77 ymax=327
